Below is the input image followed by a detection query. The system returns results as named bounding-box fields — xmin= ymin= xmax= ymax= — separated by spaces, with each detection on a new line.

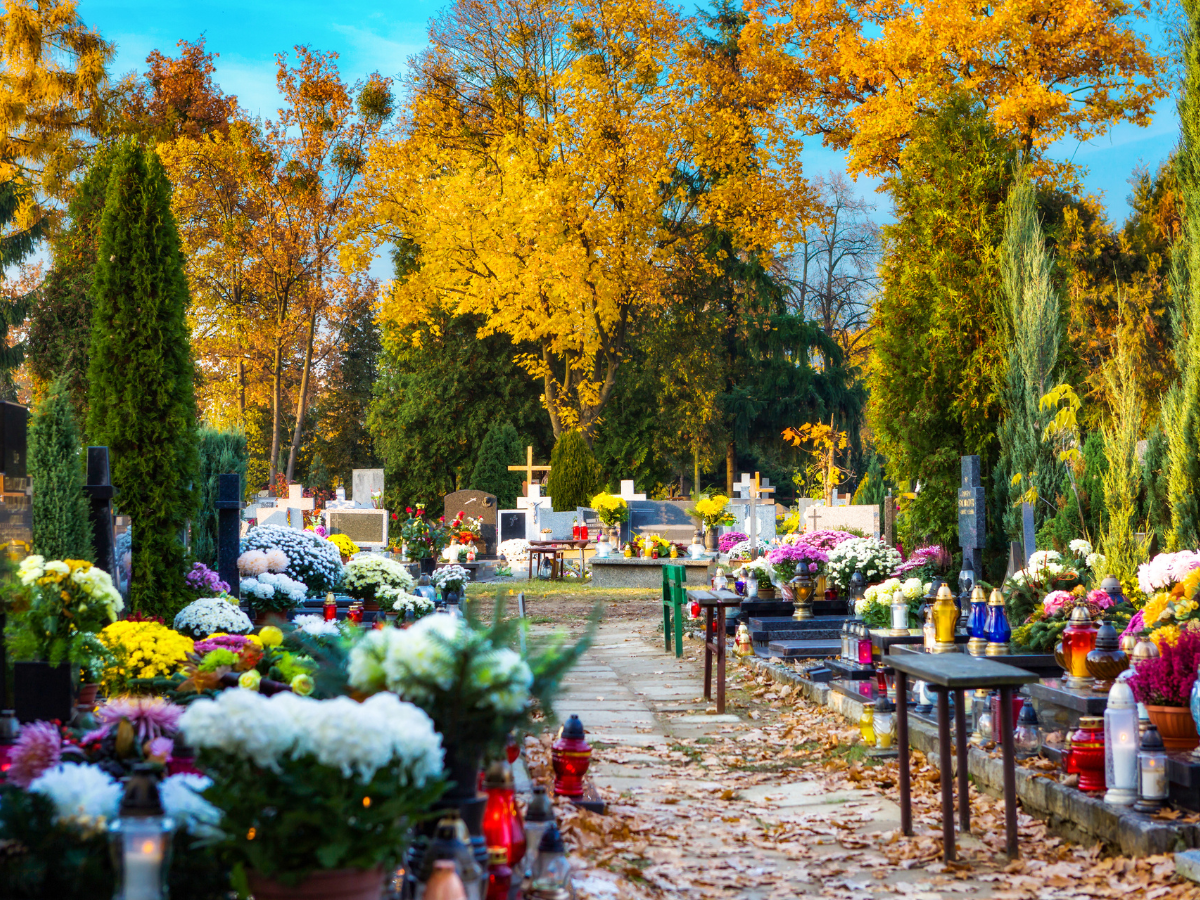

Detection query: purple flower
xmin=98 ymin=696 xmax=183 ymax=742
xmin=791 ymin=530 xmax=855 ymax=552
xmin=895 ymin=545 xmax=951 ymax=576
xmin=719 ymin=532 xmax=748 ymax=554
xmin=8 ymin=722 xmax=62 ymax=788
xmin=1122 ymin=610 xmax=1145 ymax=638
xmin=193 ymin=633 xmax=253 ymax=655
xmin=185 ymin=562 xmax=230 ymax=595
xmin=808 ymin=562 xmax=818 ymax=573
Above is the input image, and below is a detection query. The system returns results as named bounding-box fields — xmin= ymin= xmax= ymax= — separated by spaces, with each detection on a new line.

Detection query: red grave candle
xmin=552 ymin=714 xmax=593 ymax=797
xmin=481 ymin=761 xmax=526 ymax=866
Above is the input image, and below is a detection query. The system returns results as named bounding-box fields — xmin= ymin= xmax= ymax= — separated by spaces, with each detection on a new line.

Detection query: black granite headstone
xmin=956 ymin=456 xmax=985 ymax=579
xmin=499 ymin=511 xmax=525 ymax=544
xmin=215 ymin=473 xmax=243 ymax=600
xmin=83 ymin=447 xmax=117 ymax=580
xmin=627 ymin=500 xmax=695 ymax=544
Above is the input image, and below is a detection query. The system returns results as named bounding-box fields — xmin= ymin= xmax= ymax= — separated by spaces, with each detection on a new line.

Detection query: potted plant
xmin=765 ymin=544 xmax=829 ymax=599
xmin=738 ymin=558 xmax=775 ymax=599
xmin=687 ymin=493 xmax=736 ymax=552
xmin=383 ymin=588 xmax=436 ymax=623
xmin=591 ymin=493 xmax=629 ymax=546
xmin=173 ymin=597 xmax=254 ymax=640
xmin=327 ymin=532 xmax=360 ymax=563
xmin=431 ymin=565 xmax=471 ymax=605
xmin=180 ymin=690 xmax=446 ymax=900
xmin=239 ymin=550 xmax=309 ymax=624
xmin=1129 ymin=629 xmax=1200 ymax=750
xmin=6 ymin=556 xmax=122 ymax=722
xmin=343 ymin=556 xmax=416 ymax=611
xmin=241 ymin=526 xmax=345 ymax=594
xmin=824 ymin=538 xmax=903 ymax=595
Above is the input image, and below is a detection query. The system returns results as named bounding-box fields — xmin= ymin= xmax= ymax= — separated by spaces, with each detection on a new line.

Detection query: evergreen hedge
xmin=470 ymin=423 xmax=523 ymax=509
xmin=192 ymin=427 xmax=248 ymax=568
xmin=29 ymin=377 xmax=93 ymax=561
xmin=547 ymin=431 xmax=600 ymax=512
xmin=86 ymin=141 xmax=199 ymax=619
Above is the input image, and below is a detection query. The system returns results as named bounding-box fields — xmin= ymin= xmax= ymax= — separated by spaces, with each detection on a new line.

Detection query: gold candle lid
xmin=988 ymin=588 xmax=1005 ymax=606
xmin=971 ymin=585 xmax=987 ymax=603
xmin=936 ymin=584 xmax=954 ymax=601
xmin=1068 ymin=604 xmax=1093 ymax=626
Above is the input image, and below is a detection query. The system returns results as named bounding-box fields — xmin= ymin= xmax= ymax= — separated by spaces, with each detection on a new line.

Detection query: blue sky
xmin=85 ymin=0 xmax=1180 ymax=228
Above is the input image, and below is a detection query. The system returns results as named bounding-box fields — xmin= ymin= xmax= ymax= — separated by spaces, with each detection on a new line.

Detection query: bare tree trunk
xmin=269 ymin=342 xmax=283 ymax=485
xmin=285 ymin=300 xmax=319 ymax=482
xmin=693 ymin=445 xmax=700 ymax=500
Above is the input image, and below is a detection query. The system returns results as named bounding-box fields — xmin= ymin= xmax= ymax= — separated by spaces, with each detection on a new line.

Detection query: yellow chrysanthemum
xmin=1143 ymin=592 xmax=1170 ymax=627
xmin=97 ymin=621 xmax=193 ymax=693
xmin=1150 ymin=624 xmax=1181 ymax=649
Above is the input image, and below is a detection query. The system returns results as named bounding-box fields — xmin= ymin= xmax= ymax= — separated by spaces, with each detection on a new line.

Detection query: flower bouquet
xmin=180 ymin=690 xmax=446 ymax=891
xmin=384 ymin=589 xmax=436 ymax=621
xmin=1134 ymin=565 xmax=1200 ymax=648
xmin=719 ymin=531 xmax=748 ymax=554
xmin=1137 ymin=550 xmax=1200 ymax=596
xmin=398 ymin=504 xmax=450 ymax=560
xmin=498 ymin=538 xmax=531 ymax=565
xmin=591 ymin=493 xmax=630 ymax=527
xmin=856 ymin=577 xmax=926 ymax=629
xmin=343 ymin=556 xmax=416 ymax=607
xmin=96 ymin=620 xmax=194 ymax=695
xmin=785 ymin=530 xmax=855 ymax=552
xmin=1010 ymin=588 xmax=1134 ymax=653
xmin=327 ymin=532 xmax=360 ymax=561
xmin=894 ymin=545 xmax=952 ymax=580
xmin=242 ymin=525 xmax=343 ymax=593
xmin=172 ymin=598 xmax=253 ymax=640
xmin=431 ymin=564 xmax=471 ymax=599
xmin=687 ymin=494 xmax=736 ymax=529
xmin=824 ymin=538 xmax=902 ymax=591
xmin=1003 ymin=549 xmax=1083 ymax=624
xmin=724 ymin=537 xmax=771 ymax=561
xmin=765 ymin=543 xmax=828 ymax=582
xmin=636 ymin=533 xmax=673 ymax=558
xmin=179 ymin=626 xmax=314 ymax=698
xmin=738 ymin=558 xmax=774 ymax=590
xmin=447 ymin=511 xmax=483 ymax=546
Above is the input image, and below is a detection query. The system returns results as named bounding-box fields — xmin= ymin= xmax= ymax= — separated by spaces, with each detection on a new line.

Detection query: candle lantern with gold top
xmin=109 ymin=764 xmax=175 ymax=900
xmin=1085 ymin=620 xmax=1129 ymax=692
xmin=1065 ymin=717 xmax=1107 ymax=792
xmin=873 ymin=696 xmax=896 ymax=750
xmin=931 ymin=584 xmax=959 ymax=653
xmin=1061 ymin=605 xmax=1098 ymax=689
xmin=965 ymin=586 xmax=989 ymax=656
xmin=482 ymin=760 xmax=525 ymax=867
xmin=984 ymin=589 xmax=1011 ymax=656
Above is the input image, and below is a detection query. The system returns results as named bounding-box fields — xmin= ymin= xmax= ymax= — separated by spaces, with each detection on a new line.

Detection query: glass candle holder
xmin=984 ymin=589 xmax=1012 ymax=656
xmin=1135 ymin=725 xmax=1169 ymax=813
xmin=1104 ymin=680 xmax=1139 ymax=806
xmin=323 ymin=592 xmax=337 ymax=621
xmin=966 ymin=586 xmax=989 ymax=656
xmin=857 ymin=626 xmax=873 ymax=666
xmin=890 ymin=589 xmax=909 ymax=636
xmin=1062 ymin=605 xmax=1098 ymax=689
xmin=874 ymin=697 xmax=895 ymax=750
xmin=482 ymin=761 xmax=526 ymax=867
xmin=859 ymin=704 xmax=875 ymax=745
xmin=1065 ymin=717 xmax=1107 ymax=792
xmin=1014 ymin=702 xmax=1042 ymax=760
xmin=551 ymin=715 xmax=592 ymax=797
xmin=931 ymin=585 xmax=958 ymax=652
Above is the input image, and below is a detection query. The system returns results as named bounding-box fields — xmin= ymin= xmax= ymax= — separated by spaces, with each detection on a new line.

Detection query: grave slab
xmin=590 ymin=557 xmax=712 ymax=589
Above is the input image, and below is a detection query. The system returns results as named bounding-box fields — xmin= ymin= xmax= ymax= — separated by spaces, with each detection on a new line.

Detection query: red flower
xmin=406 ymin=507 xmax=413 ymax=514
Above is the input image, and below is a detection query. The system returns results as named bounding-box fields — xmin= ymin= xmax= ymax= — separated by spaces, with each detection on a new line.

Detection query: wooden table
xmin=688 ymin=589 xmax=742 ymax=714
xmin=527 ymin=540 xmax=590 ymax=580
xmin=887 ymin=652 xmax=1039 ymax=860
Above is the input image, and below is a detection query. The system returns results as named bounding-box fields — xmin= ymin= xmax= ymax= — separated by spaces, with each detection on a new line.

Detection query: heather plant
xmin=1128 ymin=629 xmax=1200 ymax=707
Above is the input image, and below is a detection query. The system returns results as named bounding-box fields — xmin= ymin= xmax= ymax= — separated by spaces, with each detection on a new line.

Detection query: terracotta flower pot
xmin=76 ymin=683 xmax=99 ymax=707
xmin=1146 ymin=705 xmax=1200 ymax=751
xmin=247 ymin=866 xmax=385 ymax=900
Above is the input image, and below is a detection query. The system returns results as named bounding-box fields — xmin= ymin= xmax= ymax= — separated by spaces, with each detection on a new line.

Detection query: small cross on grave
xmin=732 ymin=472 xmax=755 ymax=499
xmin=508 ymin=446 xmax=552 ymax=495
xmin=618 ymin=479 xmax=646 ymax=502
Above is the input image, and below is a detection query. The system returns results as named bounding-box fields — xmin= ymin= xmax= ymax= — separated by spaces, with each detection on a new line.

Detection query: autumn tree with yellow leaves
xmin=352 ymin=0 xmax=815 ymax=440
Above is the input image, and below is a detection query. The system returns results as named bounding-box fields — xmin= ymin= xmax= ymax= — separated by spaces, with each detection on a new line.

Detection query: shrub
xmin=29 ymin=377 xmax=92 ymax=561
xmin=470 ymin=423 xmax=523 ymax=508
xmin=546 ymin=430 xmax=599 ymax=512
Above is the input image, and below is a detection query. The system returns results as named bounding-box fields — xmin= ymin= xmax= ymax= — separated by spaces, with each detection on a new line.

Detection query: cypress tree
xmin=547 ymin=430 xmax=600 ymax=512
xmin=470 ymin=423 xmax=523 ymax=509
xmin=1166 ymin=0 xmax=1200 ymax=549
xmin=192 ymin=426 xmax=248 ymax=568
xmin=28 ymin=377 xmax=93 ymax=560
xmin=1099 ymin=324 xmax=1146 ymax=580
xmin=86 ymin=140 xmax=199 ymax=618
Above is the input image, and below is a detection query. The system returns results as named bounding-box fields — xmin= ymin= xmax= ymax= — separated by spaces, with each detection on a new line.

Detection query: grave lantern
xmin=965 ymin=586 xmax=989 ymax=656
xmin=418 ymin=813 xmax=482 ymax=900
xmin=323 ymin=592 xmax=337 ymax=622
xmin=1103 ymin=681 xmax=1139 ymax=807
xmin=0 ymin=710 xmax=19 ymax=776
xmin=858 ymin=701 xmax=875 ymax=745
xmin=528 ymin=823 xmax=572 ymax=900
xmin=840 ymin=619 xmax=853 ymax=661
xmin=922 ymin=603 xmax=936 ymax=653
xmin=712 ymin=568 xmax=728 ymax=591
xmin=873 ymin=696 xmax=895 ymax=750
xmin=109 ymin=765 xmax=174 ymax=900
xmin=1061 ymin=605 xmax=1099 ymax=689
xmin=1086 ymin=620 xmax=1129 ymax=692
xmin=482 ymin=761 xmax=525 ymax=866
xmin=1100 ymin=574 xmax=1126 ymax=607
xmin=485 ymin=847 xmax=512 ymax=900
xmin=1135 ymin=725 xmax=1169 ymax=813
xmin=521 ymin=786 xmax=555 ymax=880
xmin=890 ymin=589 xmax=909 ymax=636
xmin=551 ymin=715 xmax=592 ymax=797
xmin=856 ymin=622 xmax=874 ymax=666
xmin=984 ymin=589 xmax=1012 ymax=656
xmin=1065 ymin=717 xmax=1106 ymax=792
xmin=931 ymin=584 xmax=959 ymax=652
xmin=1013 ymin=702 xmax=1042 ymax=760
xmin=913 ymin=680 xmax=934 ymax=715
xmin=848 ymin=571 xmax=866 ymax=614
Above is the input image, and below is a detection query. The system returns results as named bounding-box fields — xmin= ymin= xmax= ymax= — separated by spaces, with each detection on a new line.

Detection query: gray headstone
xmin=84 ymin=446 xmax=117 ymax=581
xmin=1007 ymin=541 xmax=1023 ymax=579
xmin=535 ymin=508 xmax=577 ymax=540
xmin=352 ymin=468 xmax=385 ymax=505
xmin=957 ymin=455 xmax=985 ymax=578
xmin=443 ymin=489 xmax=498 ymax=555
xmin=726 ymin=501 xmax=778 ymax=542
xmin=1021 ymin=502 xmax=1036 ymax=563
xmin=628 ymin=500 xmax=697 ymax=544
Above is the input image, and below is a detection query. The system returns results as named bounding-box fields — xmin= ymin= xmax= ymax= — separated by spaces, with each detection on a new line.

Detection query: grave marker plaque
xmin=499 ymin=511 xmax=525 ymax=544
xmin=957 ymin=455 xmax=986 ymax=579
xmin=443 ymin=489 xmax=498 ymax=555
xmin=327 ymin=509 xmax=388 ymax=547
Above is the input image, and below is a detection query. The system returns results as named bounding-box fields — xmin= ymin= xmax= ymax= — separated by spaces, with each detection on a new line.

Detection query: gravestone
xmin=352 ymin=468 xmax=385 ymax=506
xmin=1021 ymin=502 xmax=1036 ymax=565
xmin=726 ymin=501 xmax=778 ymax=542
xmin=627 ymin=500 xmax=695 ymax=544
xmin=215 ymin=474 xmax=243 ymax=599
xmin=83 ymin=447 xmax=117 ymax=580
xmin=1007 ymin=541 xmax=1023 ymax=579
xmin=535 ymin=507 xmax=577 ymax=540
xmin=326 ymin=509 xmax=388 ymax=548
xmin=443 ymin=489 xmax=498 ymax=555
xmin=258 ymin=506 xmax=303 ymax=529
xmin=803 ymin=504 xmax=879 ymax=538
xmin=956 ymin=456 xmax=986 ymax=579
xmin=0 ymin=401 xmax=31 ymax=560
xmin=499 ymin=511 xmax=525 ymax=544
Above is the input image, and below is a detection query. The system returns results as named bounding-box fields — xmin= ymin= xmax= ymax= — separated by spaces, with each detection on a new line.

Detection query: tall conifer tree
xmin=471 ymin=423 xmax=523 ymax=510
xmin=87 ymin=140 xmax=198 ymax=617
xmin=29 ymin=377 xmax=92 ymax=560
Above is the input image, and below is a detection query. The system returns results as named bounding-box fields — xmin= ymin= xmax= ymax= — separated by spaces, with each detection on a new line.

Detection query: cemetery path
xmin=531 ymin=620 xmax=1196 ymax=900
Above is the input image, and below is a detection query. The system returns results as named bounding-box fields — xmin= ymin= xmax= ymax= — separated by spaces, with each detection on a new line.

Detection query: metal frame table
xmin=527 ymin=539 xmax=590 ymax=580
xmin=688 ymin=589 xmax=741 ymax=713
xmin=886 ymin=652 xmax=1039 ymax=860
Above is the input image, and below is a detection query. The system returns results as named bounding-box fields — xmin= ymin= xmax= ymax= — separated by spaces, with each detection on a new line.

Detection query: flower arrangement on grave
xmin=178 ymin=625 xmax=315 ymax=697
xmin=448 ymin=510 xmax=483 ymax=545
xmin=1010 ymin=587 xmax=1135 ymax=653
xmin=498 ymin=538 xmax=531 ymax=564
xmin=291 ymin=614 xmax=345 ymax=639
xmin=1137 ymin=550 xmax=1200 ymax=596
xmin=765 ymin=543 xmax=828 ymax=582
xmin=719 ymin=531 xmax=748 ymax=554
xmin=894 ymin=544 xmax=952 ymax=580
xmin=397 ymin=504 xmax=451 ymax=559
xmin=1128 ymin=629 xmax=1200 ymax=708
xmin=738 ymin=558 xmax=774 ymax=589
xmin=179 ymin=689 xmax=446 ymax=889
xmin=96 ymin=620 xmax=194 ymax=695
xmin=172 ymin=598 xmax=253 ymax=640
xmin=591 ymin=493 xmax=629 ymax=526
xmin=431 ymin=564 xmax=471 ymax=596
xmin=724 ymin=537 xmax=771 ymax=560
xmin=856 ymin=577 xmax=925 ymax=628
xmin=5 ymin=556 xmax=122 ymax=682
xmin=240 ymin=570 xmax=309 ymax=615
xmin=346 ymin=603 xmax=591 ymax=769
xmin=823 ymin=538 xmax=903 ymax=591
xmin=241 ymin=524 xmax=343 ymax=593
xmin=327 ymin=532 xmax=360 ymax=560
xmin=184 ymin=562 xmax=230 ymax=600
xmin=786 ymin=529 xmax=856 ymax=552
xmin=342 ymin=555 xmax=416 ymax=606
xmin=636 ymin=533 xmax=673 ymax=558
xmin=1131 ymin=565 xmax=1200 ymax=648
xmin=384 ymin=589 xmax=436 ymax=620
xmin=687 ymin=493 xmax=736 ymax=529
xmin=1003 ymin=547 xmax=1095 ymax=625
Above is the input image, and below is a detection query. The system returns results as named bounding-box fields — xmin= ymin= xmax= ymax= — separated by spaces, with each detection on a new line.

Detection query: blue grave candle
xmin=965 ymin=586 xmax=989 ymax=657
xmin=985 ymin=588 xmax=1012 ymax=656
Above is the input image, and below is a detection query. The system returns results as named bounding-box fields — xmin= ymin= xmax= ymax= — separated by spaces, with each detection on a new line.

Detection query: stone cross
xmin=83 ymin=447 xmax=117 ymax=581
xmin=618 ymin=479 xmax=646 ymax=501
xmin=732 ymin=472 xmax=755 ymax=499
xmin=956 ymin=456 xmax=986 ymax=581
xmin=747 ymin=472 xmax=775 ymax=561
xmin=507 ymin=445 xmax=551 ymax=493
xmin=215 ymin=474 xmax=243 ymax=599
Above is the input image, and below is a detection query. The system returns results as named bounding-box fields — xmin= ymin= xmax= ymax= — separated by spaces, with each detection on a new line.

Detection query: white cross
xmin=618 ymin=479 xmax=646 ymax=502
xmin=746 ymin=473 xmax=774 ymax=560
xmin=733 ymin=472 xmax=755 ymax=499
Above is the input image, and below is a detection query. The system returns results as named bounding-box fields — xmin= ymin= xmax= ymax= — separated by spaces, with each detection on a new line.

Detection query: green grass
xmin=465 ymin=582 xmax=654 ymax=600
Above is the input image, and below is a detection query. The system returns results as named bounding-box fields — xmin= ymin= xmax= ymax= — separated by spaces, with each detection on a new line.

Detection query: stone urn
xmin=705 ymin=527 xmax=718 ymax=552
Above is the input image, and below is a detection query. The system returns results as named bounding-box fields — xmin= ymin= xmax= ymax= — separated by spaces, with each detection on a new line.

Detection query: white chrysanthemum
xmin=497 ymin=539 xmax=531 ymax=564
xmin=1027 ymin=550 xmax=1062 ymax=570
xmin=44 ymin=560 xmax=70 ymax=577
xmin=160 ymin=774 xmax=221 ymax=837
xmin=361 ymin=693 xmax=444 ymax=787
xmin=901 ymin=577 xmax=925 ymax=600
xmin=174 ymin=599 xmax=253 ymax=636
xmin=29 ymin=764 xmax=122 ymax=825
xmin=1068 ymin=539 xmax=1093 ymax=557
xmin=180 ymin=690 xmax=300 ymax=769
xmin=347 ymin=628 xmax=404 ymax=693
xmin=238 ymin=549 xmax=270 ymax=576
xmin=18 ymin=554 xmax=45 ymax=585
xmin=344 ymin=556 xmax=415 ymax=593
xmin=1086 ymin=552 xmax=1106 ymax=572
xmin=293 ymin=614 xmax=342 ymax=637
xmin=264 ymin=548 xmax=289 ymax=573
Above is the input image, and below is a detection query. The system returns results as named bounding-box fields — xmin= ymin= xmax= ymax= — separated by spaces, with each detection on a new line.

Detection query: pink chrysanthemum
xmin=98 ymin=696 xmax=183 ymax=742
xmin=8 ymin=721 xmax=62 ymax=788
